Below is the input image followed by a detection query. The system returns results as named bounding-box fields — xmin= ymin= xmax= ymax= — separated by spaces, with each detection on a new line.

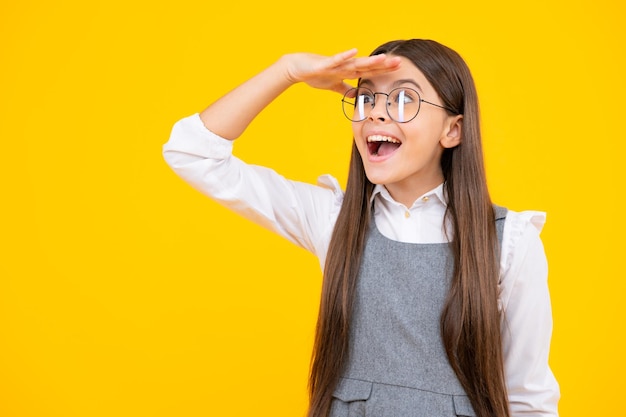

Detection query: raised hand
xmin=281 ymin=49 xmax=402 ymax=95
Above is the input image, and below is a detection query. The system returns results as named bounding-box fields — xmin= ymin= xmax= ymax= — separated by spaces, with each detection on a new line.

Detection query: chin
xmin=363 ymin=171 xmax=390 ymax=186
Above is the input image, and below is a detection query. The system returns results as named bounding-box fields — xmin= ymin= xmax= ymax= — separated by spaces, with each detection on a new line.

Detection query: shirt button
xmin=405 ymin=211 xmax=410 ymax=218
xmin=422 ymin=196 xmax=430 ymax=202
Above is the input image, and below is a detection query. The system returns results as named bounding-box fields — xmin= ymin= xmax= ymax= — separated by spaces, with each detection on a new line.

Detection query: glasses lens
xmin=387 ymin=88 xmax=420 ymax=123
xmin=342 ymin=87 xmax=374 ymax=121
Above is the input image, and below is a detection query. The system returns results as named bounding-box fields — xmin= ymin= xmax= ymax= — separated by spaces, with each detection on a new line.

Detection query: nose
xmin=368 ymin=95 xmax=388 ymax=122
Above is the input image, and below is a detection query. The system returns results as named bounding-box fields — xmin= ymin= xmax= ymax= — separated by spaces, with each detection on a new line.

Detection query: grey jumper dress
xmin=329 ymin=207 xmax=507 ymax=417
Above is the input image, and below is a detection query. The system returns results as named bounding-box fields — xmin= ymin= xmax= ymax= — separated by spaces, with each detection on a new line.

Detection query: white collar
xmin=370 ymin=183 xmax=448 ymax=209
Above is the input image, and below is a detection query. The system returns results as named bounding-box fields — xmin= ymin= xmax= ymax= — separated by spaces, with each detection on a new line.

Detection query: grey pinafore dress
xmin=329 ymin=207 xmax=507 ymax=417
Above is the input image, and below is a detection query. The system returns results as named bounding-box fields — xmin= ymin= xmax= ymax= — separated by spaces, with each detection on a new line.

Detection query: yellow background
xmin=1 ymin=0 xmax=624 ymax=415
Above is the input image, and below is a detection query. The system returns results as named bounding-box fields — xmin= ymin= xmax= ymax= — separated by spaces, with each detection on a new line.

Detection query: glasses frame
xmin=341 ymin=86 xmax=458 ymax=123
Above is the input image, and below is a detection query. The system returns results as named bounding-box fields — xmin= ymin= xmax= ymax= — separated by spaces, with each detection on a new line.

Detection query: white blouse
xmin=163 ymin=113 xmax=560 ymax=416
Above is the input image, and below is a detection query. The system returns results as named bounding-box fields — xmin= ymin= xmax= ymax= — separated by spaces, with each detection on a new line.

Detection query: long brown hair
xmin=308 ymin=39 xmax=509 ymax=417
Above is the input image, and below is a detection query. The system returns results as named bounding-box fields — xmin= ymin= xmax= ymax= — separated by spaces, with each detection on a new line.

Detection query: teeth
xmin=367 ymin=135 xmax=400 ymax=144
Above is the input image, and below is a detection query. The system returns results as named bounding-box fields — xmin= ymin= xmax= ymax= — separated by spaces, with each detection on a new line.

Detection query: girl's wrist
xmin=276 ymin=53 xmax=305 ymax=86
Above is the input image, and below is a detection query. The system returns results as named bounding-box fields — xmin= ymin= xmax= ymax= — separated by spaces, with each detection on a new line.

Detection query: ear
xmin=440 ymin=115 xmax=463 ymax=149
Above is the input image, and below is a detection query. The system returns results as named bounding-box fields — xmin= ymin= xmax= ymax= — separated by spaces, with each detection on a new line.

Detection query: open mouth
xmin=367 ymin=135 xmax=401 ymax=157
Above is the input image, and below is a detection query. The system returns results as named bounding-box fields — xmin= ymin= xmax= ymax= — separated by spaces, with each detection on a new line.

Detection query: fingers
xmin=351 ymin=54 xmax=402 ymax=76
xmin=318 ymin=52 xmax=402 ymax=96
xmin=298 ymin=50 xmax=402 ymax=94
xmin=331 ymin=52 xmax=402 ymax=80
xmin=330 ymin=48 xmax=359 ymax=66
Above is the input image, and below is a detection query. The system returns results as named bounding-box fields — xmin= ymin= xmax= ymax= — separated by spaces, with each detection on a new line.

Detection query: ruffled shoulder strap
xmin=498 ymin=208 xmax=547 ymax=289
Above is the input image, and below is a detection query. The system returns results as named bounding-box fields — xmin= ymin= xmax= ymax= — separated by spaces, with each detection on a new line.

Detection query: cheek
xmin=402 ymin=122 xmax=442 ymax=145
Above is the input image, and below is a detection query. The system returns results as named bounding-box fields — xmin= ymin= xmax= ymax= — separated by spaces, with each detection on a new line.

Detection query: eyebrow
xmin=359 ymin=78 xmax=424 ymax=93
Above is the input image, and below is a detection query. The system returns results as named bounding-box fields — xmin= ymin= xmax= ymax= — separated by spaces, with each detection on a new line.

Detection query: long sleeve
xmin=162 ymin=114 xmax=342 ymax=266
xmin=499 ymin=212 xmax=560 ymax=416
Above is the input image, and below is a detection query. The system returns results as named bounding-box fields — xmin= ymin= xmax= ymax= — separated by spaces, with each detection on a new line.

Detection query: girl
xmin=163 ymin=39 xmax=559 ymax=417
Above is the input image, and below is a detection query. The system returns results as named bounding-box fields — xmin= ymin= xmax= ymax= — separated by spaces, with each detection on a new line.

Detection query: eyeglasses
xmin=341 ymin=87 xmax=457 ymax=123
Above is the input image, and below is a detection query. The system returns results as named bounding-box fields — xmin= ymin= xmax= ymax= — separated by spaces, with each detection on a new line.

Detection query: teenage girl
xmin=163 ymin=39 xmax=559 ymax=417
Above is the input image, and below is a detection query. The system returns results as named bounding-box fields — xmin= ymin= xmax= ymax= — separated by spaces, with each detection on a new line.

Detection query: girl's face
xmin=353 ymin=56 xmax=463 ymax=207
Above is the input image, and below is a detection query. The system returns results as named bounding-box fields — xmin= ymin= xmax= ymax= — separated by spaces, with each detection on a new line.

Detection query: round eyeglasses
xmin=341 ymin=87 xmax=457 ymax=123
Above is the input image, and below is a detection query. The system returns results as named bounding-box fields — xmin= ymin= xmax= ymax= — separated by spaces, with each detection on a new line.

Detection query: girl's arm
xmin=199 ymin=50 xmax=401 ymax=139
xmin=164 ymin=51 xmax=400 ymax=263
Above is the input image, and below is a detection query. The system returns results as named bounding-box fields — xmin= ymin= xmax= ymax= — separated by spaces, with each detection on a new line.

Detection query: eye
xmin=356 ymin=88 xmax=375 ymax=105
xmin=391 ymin=88 xmax=417 ymax=104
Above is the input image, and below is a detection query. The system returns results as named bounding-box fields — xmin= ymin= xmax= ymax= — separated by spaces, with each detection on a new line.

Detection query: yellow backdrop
xmin=1 ymin=0 xmax=624 ymax=416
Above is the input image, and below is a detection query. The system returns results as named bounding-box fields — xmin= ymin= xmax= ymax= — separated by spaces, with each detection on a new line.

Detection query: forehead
xmin=359 ymin=56 xmax=434 ymax=94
